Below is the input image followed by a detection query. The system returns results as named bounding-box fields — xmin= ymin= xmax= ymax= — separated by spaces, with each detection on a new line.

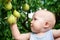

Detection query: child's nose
xmin=31 ymin=20 xmax=33 ymax=24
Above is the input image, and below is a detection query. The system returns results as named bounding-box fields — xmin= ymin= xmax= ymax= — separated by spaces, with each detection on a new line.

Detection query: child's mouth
xmin=31 ymin=24 xmax=33 ymax=27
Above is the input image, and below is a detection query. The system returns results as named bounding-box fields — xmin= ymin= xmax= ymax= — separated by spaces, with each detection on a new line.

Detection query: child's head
xmin=31 ymin=10 xmax=56 ymax=33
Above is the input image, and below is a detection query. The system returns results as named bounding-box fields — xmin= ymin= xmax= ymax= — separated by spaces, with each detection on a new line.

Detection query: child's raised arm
xmin=10 ymin=23 xmax=30 ymax=40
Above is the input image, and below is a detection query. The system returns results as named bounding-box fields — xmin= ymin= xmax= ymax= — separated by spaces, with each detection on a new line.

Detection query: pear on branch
xmin=22 ymin=3 xmax=30 ymax=11
xmin=4 ymin=2 xmax=12 ymax=10
xmin=13 ymin=10 xmax=21 ymax=18
xmin=7 ymin=15 xmax=16 ymax=24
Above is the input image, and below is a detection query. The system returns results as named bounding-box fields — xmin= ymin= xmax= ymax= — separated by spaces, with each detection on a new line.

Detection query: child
xmin=10 ymin=10 xmax=60 ymax=40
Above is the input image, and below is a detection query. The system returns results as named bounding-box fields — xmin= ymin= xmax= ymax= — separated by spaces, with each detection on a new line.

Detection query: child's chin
xmin=31 ymin=29 xmax=37 ymax=34
xmin=31 ymin=29 xmax=35 ymax=32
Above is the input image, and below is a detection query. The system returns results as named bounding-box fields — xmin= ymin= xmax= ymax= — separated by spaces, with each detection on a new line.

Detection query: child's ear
xmin=44 ymin=22 xmax=50 ymax=28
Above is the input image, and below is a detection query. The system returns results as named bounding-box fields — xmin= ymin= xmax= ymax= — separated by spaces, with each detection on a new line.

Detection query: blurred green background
xmin=0 ymin=0 xmax=60 ymax=40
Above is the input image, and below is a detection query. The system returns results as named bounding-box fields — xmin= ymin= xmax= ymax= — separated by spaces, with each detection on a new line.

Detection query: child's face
xmin=31 ymin=12 xmax=46 ymax=33
xmin=30 ymin=10 xmax=56 ymax=33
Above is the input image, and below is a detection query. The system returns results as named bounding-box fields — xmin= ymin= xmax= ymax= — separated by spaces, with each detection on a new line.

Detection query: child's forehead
xmin=33 ymin=10 xmax=48 ymax=18
xmin=32 ymin=10 xmax=55 ymax=21
xmin=33 ymin=10 xmax=54 ymax=18
xmin=34 ymin=10 xmax=49 ymax=15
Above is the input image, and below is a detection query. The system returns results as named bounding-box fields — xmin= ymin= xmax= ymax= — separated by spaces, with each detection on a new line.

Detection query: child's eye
xmin=32 ymin=18 xmax=37 ymax=21
xmin=34 ymin=18 xmax=37 ymax=20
